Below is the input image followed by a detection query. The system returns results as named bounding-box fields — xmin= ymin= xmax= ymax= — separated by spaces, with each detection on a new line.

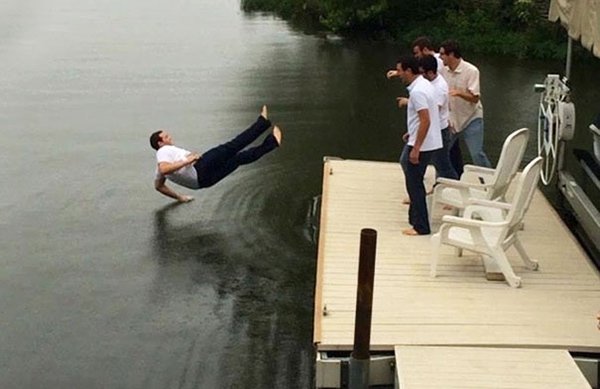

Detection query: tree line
xmin=241 ymin=0 xmax=576 ymax=59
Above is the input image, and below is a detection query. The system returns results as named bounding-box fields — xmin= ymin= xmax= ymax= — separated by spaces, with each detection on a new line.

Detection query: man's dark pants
xmin=194 ymin=116 xmax=277 ymax=188
xmin=430 ymin=127 xmax=459 ymax=180
xmin=400 ymin=145 xmax=436 ymax=235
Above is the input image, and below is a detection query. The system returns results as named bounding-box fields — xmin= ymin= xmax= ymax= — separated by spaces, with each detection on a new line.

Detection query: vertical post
xmin=565 ymin=37 xmax=572 ymax=80
xmin=349 ymin=228 xmax=377 ymax=389
xmin=557 ymin=139 xmax=566 ymax=172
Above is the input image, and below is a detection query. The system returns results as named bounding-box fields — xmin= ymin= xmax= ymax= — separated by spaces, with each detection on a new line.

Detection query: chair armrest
xmin=441 ymin=215 xmax=507 ymax=228
xmin=466 ymin=198 xmax=512 ymax=210
xmin=436 ymin=177 xmax=490 ymax=189
xmin=463 ymin=164 xmax=495 ymax=175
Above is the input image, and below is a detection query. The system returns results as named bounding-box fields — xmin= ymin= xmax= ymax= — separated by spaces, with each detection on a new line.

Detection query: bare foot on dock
xmin=261 ymin=105 xmax=268 ymax=120
xmin=273 ymin=126 xmax=282 ymax=145
xmin=402 ymin=228 xmax=420 ymax=236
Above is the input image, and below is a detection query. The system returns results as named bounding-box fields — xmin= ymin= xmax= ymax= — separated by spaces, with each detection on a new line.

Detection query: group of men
xmin=147 ymin=37 xmax=490 ymax=236
xmin=387 ymin=37 xmax=491 ymax=236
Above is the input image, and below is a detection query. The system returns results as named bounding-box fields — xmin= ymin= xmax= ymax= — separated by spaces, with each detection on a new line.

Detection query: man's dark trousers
xmin=400 ymin=145 xmax=436 ymax=235
xmin=194 ymin=116 xmax=277 ymax=188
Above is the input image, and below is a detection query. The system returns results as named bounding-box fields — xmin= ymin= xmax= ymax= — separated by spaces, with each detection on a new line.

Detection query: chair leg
xmin=428 ymin=194 xmax=436 ymax=228
xmin=492 ymin=249 xmax=522 ymax=288
xmin=514 ymin=238 xmax=539 ymax=270
xmin=430 ymin=233 xmax=441 ymax=278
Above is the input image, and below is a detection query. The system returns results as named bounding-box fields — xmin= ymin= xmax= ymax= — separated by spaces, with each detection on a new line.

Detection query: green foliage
xmin=317 ymin=0 xmax=390 ymax=34
xmin=241 ymin=0 xmax=571 ymax=60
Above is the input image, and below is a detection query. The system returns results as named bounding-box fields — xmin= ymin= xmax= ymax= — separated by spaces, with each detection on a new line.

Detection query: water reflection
xmin=151 ymin=202 xmax=314 ymax=389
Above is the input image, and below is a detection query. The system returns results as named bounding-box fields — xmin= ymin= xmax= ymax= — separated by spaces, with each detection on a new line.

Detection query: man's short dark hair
xmin=412 ymin=36 xmax=434 ymax=51
xmin=440 ymin=39 xmax=462 ymax=59
xmin=398 ymin=55 xmax=420 ymax=75
xmin=149 ymin=130 xmax=163 ymax=150
xmin=419 ymin=55 xmax=438 ymax=74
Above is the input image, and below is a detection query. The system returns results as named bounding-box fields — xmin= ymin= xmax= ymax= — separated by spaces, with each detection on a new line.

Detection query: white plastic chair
xmin=430 ymin=157 xmax=543 ymax=288
xmin=429 ymin=128 xmax=530 ymax=224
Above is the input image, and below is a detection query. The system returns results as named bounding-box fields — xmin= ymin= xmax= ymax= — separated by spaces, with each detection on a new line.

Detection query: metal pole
xmin=557 ymin=140 xmax=566 ymax=172
xmin=349 ymin=228 xmax=377 ymax=389
xmin=565 ymin=37 xmax=572 ymax=80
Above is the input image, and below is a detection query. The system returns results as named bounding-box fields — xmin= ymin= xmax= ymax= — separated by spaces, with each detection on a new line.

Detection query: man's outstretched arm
xmin=154 ymin=176 xmax=193 ymax=202
xmin=157 ymin=153 xmax=200 ymax=175
xmin=449 ymin=88 xmax=480 ymax=104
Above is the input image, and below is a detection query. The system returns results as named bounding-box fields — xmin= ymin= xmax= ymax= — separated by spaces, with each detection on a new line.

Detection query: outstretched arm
xmin=386 ymin=69 xmax=400 ymax=79
xmin=449 ymin=89 xmax=480 ymax=104
xmin=397 ymin=96 xmax=409 ymax=108
xmin=409 ymin=109 xmax=430 ymax=164
xmin=157 ymin=153 xmax=200 ymax=175
xmin=154 ymin=176 xmax=193 ymax=202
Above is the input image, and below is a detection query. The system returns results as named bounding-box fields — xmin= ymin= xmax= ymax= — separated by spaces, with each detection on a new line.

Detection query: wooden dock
xmin=313 ymin=159 xmax=600 ymax=357
xmin=395 ymin=346 xmax=591 ymax=388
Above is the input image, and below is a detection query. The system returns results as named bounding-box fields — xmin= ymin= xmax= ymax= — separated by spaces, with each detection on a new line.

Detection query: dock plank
xmin=394 ymin=346 xmax=591 ymax=389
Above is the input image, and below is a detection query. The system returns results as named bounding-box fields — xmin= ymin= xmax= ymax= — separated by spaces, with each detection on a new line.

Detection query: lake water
xmin=1 ymin=1 xmax=599 ymax=388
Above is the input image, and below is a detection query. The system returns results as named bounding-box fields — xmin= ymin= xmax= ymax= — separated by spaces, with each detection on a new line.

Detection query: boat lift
xmin=535 ymin=0 xmax=600 ymax=263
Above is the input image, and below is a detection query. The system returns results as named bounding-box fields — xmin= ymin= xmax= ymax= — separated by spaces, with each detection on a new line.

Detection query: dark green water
xmin=1 ymin=1 xmax=598 ymax=388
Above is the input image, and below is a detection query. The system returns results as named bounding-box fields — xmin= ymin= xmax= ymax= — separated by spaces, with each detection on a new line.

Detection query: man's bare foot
xmin=273 ymin=125 xmax=282 ymax=145
xmin=402 ymin=228 xmax=420 ymax=236
xmin=261 ymin=105 xmax=268 ymax=120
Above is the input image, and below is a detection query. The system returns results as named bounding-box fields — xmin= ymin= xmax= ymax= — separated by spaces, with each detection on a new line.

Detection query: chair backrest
xmin=488 ymin=128 xmax=530 ymax=200
xmin=505 ymin=157 xmax=543 ymax=233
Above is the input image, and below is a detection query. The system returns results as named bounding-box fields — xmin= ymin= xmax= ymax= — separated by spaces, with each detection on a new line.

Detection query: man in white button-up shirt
xmin=439 ymin=40 xmax=491 ymax=168
xmin=420 ymin=54 xmax=458 ymax=180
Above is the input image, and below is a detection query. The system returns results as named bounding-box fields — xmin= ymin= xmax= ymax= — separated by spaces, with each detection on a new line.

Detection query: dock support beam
xmin=349 ymin=228 xmax=377 ymax=389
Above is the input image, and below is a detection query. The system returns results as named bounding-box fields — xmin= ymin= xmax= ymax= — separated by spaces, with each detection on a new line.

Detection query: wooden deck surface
xmin=314 ymin=159 xmax=600 ymax=353
xmin=394 ymin=346 xmax=592 ymax=389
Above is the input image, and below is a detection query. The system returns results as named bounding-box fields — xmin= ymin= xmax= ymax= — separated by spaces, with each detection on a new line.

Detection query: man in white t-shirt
xmin=411 ymin=36 xmax=446 ymax=78
xmin=150 ymin=105 xmax=282 ymax=202
xmin=395 ymin=56 xmax=442 ymax=236
xmin=420 ymin=54 xmax=458 ymax=180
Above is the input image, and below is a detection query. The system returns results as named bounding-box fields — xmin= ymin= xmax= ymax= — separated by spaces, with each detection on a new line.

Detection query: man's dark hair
xmin=412 ymin=36 xmax=434 ymax=51
xmin=149 ymin=130 xmax=163 ymax=150
xmin=397 ymin=55 xmax=420 ymax=75
xmin=440 ymin=39 xmax=462 ymax=59
xmin=419 ymin=55 xmax=438 ymax=74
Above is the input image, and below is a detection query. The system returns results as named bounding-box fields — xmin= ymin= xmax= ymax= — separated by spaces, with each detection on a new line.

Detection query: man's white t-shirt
xmin=406 ymin=75 xmax=442 ymax=152
xmin=155 ymin=145 xmax=200 ymax=189
xmin=433 ymin=52 xmax=447 ymax=79
xmin=430 ymin=74 xmax=450 ymax=130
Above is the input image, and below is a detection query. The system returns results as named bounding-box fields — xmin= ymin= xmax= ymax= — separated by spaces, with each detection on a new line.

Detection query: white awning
xmin=549 ymin=0 xmax=600 ymax=57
